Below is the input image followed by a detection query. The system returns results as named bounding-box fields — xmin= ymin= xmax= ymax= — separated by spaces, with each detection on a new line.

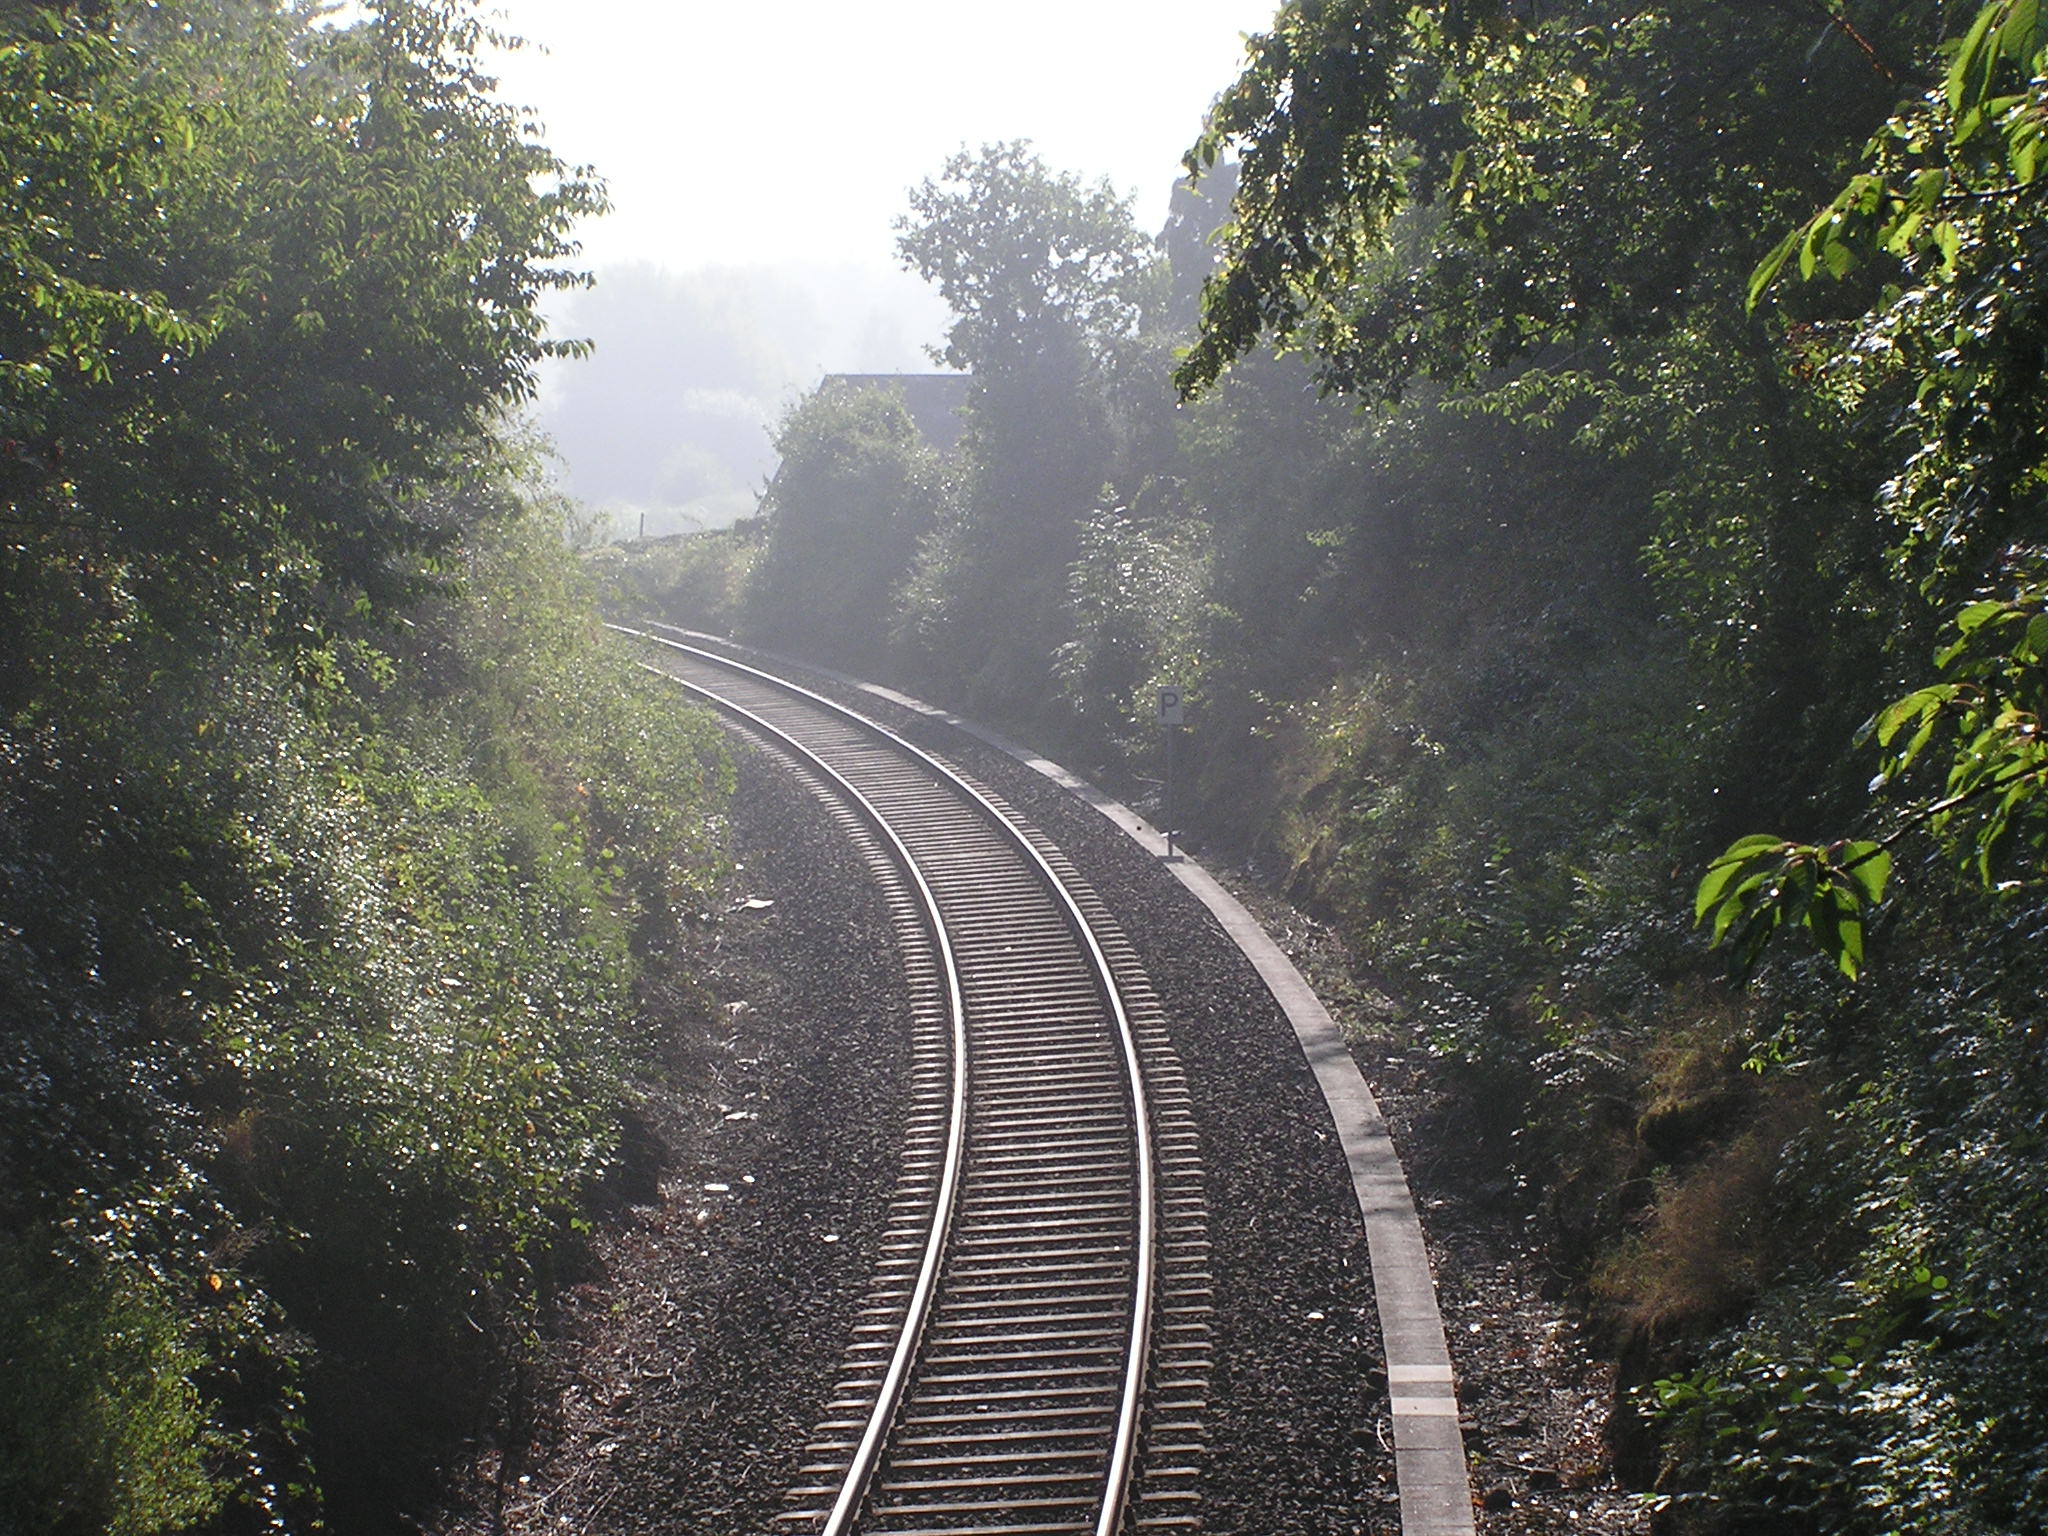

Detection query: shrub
xmin=0 ymin=1233 xmax=224 ymax=1536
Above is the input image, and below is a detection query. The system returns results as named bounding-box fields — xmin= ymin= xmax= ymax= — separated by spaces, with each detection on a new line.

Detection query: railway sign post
xmin=1156 ymin=686 xmax=1184 ymax=858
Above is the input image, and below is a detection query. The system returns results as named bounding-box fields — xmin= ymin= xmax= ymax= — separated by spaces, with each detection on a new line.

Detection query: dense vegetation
xmin=616 ymin=2 xmax=2048 ymax=1529
xmin=0 ymin=2 xmax=729 ymax=1530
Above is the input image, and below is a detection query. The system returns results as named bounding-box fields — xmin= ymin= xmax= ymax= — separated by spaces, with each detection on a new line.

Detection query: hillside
xmin=0 ymin=3 xmax=730 ymax=1528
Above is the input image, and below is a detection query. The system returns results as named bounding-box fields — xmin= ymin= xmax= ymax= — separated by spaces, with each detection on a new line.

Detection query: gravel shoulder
xmin=1203 ymin=866 xmax=1649 ymax=1536
xmin=434 ymin=741 xmax=911 ymax=1536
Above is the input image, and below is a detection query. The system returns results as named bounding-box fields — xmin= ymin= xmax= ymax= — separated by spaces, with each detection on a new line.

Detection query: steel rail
xmin=615 ymin=625 xmax=1158 ymax=1536
xmin=623 ymin=644 xmax=968 ymax=1536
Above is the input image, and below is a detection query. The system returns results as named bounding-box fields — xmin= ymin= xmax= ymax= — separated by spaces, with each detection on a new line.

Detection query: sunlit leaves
xmin=1947 ymin=0 xmax=2048 ymax=129
xmin=1696 ymin=834 xmax=1892 ymax=979
xmin=0 ymin=0 xmax=606 ymax=636
xmin=1178 ymin=1 xmax=1910 ymax=400
xmin=1865 ymin=590 xmax=2048 ymax=883
xmin=1173 ymin=0 xmax=1411 ymax=397
xmin=1867 ymin=683 xmax=1965 ymax=777
xmin=0 ymin=19 xmax=212 ymax=433
xmin=1749 ymin=0 xmax=2048 ymax=314
xmin=1702 ymin=587 xmax=2048 ymax=977
xmin=1704 ymin=0 xmax=2048 ymax=985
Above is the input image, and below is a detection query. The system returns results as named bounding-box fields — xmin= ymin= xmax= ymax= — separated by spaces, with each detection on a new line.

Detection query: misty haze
xmin=536 ymin=261 xmax=951 ymax=539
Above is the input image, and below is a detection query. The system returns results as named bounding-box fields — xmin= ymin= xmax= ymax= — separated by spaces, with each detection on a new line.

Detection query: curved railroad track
xmin=620 ymin=627 xmax=1212 ymax=1536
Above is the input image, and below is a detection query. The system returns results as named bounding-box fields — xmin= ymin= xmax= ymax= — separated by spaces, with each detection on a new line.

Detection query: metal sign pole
xmin=1165 ymin=722 xmax=1175 ymax=858
xmin=1156 ymin=686 xmax=1184 ymax=859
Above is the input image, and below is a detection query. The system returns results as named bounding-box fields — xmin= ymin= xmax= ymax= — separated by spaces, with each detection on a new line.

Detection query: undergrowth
xmin=0 ymin=474 xmax=731 ymax=1532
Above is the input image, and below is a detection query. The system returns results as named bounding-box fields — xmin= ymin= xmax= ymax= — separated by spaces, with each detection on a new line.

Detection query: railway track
xmin=621 ymin=628 xmax=1211 ymax=1536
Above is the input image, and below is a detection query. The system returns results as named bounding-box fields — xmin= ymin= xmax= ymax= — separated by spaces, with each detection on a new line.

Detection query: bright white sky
xmin=484 ymin=0 xmax=1276 ymax=275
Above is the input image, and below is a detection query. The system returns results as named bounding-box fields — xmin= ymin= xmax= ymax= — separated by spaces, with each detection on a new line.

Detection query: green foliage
xmin=1750 ymin=0 xmax=2048 ymax=304
xmin=0 ymin=0 xmax=605 ymax=645
xmin=1695 ymin=837 xmax=1892 ymax=980
xmin=0 ymin=1233 xmax=225 ymax=1536
xmin=1703 ymin=0 xmax=2048 ymax=978
xmin=1872 ymin=594 xmax=2048 ymax=876
xmin=744 ymin=383 xmax=951 ymax=668
xmin=1175 ymin=0 xmax=1911 ymax=845
xmin=585 ymin=525 xmax=761 ymax=636
xmin=1643 ymin=1315 xmax=1962 ymax=1532
xmin=0 ymin=3 xmax=729 ymax=1527
xmin=1176 ymin=0 xmax=1916 ymax=400
xmin=1136 ymin=3 xmax=2048 ymax=1527
xmin=897 ymin=140 xmax=1155 ymax=379
xmin=1052 ymin=485 xmax=1220 ymax=760
xmin=1638 ymin=940 xmax=2048 ymax=1533
xmin=2 ymin=468 xmax=730 ymax=1525
xmin=892 ymin=141 xmax=1166 ymax=712
xmin=1709 ymin=583 xmax=2048 ymax=977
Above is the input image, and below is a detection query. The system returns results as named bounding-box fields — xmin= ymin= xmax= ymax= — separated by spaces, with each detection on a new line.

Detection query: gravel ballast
xmin=436 ymin=641 xmax=1647 ymax=1536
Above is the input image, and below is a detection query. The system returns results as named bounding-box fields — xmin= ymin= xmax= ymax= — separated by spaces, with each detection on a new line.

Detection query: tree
xmin=898 ymin=140 xmax=1155 ymax=379
xmin=893 ymin=142 xmax=1162 ymax=708
xmin=1703 ymin=0 xmax=2048 ymax=974
xmin=0 ymin=6 xmax=737 ymax=1528
xmin=1152 ymin=7 xmax=2048 ymax=1529
xmin=1174 ymin=0 xmax=1927 ymax=401
xmin=0 ymin=0 xmax=604 ymax=690
xmin=744 ymin=382 xmax=949 ymax=669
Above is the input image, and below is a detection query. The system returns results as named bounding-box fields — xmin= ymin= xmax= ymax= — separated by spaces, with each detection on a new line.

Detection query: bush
xmin=0 ymin=1233 xmax=223 ymax=1536
xmin=0 ymin=466 xmax=732 ymax=1527
xmin=743 ymin=385 xmax=950 ymax=669
xmin=585 ymin=525 xmax=761 ymax=636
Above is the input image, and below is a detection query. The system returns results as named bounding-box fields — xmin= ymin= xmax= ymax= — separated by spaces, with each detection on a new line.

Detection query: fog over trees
xmin=535 ymin=261 xmax=951 ymax=538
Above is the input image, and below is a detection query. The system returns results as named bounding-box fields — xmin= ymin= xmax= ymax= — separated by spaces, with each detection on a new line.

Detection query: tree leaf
xmin=1748 ymin=224 xmax=1803 ymax=312
xmin=1696 ymin=836 xmax=1787 ymax=921
xmin=1840 ymin=842 xmax=1893 ymax=906
xmin=1871 ymin=685 xmax=1960 ymax=748
xmin=1949 ymin=0 xmax=2009 ymax=117
xmin=1956 ymin=598 xmax=2011 ymax=636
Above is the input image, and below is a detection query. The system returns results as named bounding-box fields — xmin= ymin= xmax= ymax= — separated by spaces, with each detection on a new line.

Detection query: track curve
xmin=621 ymin=627 xmax=1210 ymax=1536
